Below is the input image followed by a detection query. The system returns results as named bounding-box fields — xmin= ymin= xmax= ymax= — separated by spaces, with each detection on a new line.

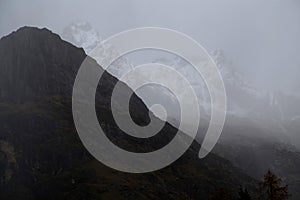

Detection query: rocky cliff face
xmin=0 ymin=27 xmax=256 ymax=200
xmin=0 ymin=27 xmax=85 ymax=102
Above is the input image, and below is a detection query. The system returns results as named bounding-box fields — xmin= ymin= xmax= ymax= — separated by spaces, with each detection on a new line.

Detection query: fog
xmin=1 ymin=2 xmax=300 ymax=197
xmin=1 ymin=0 xmax=300 ymax=93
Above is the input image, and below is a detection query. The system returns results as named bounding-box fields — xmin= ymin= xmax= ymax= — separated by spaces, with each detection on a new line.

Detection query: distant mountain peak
xmin=210 ymin=48 xmax=227 ymax=66
xmin=62 ymin=21 xmax=101 ymax=53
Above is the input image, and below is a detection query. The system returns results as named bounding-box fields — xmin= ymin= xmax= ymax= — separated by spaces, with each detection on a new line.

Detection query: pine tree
xmin=238 ymin=187 xmax=252 ymax=200
xmin=259 ymin=169 xmax=290 ymax=200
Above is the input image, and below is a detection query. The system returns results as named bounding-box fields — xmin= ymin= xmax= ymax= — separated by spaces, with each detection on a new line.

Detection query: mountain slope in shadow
xmin=0 ymin=27 xmax=256 ymax=200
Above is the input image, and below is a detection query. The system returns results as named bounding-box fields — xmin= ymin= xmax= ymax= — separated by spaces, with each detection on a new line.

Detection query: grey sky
xmin=1 ymin=0 xmax=300 ymax=92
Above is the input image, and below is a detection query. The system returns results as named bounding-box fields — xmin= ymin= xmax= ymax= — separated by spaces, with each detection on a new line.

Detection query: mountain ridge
xmin=0 ymin=26 xmax=257 ymax=200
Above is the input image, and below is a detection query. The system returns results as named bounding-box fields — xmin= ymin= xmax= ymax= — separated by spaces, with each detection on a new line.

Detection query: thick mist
xmin=1 ymin=0 xmax=300 ymax=93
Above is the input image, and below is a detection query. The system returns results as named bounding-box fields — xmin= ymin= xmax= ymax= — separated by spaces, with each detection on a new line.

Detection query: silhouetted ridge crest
xmin=0 ymin=26 xmax=86 ymax=102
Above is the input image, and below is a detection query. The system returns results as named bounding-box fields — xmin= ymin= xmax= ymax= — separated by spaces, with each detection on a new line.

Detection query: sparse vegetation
xmin=258 ymin=169 xmax=290 ymax=200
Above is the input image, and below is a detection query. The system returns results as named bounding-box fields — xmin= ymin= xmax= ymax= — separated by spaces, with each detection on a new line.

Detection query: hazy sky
xmin=1 ymin=0 xmax=300 ymax=93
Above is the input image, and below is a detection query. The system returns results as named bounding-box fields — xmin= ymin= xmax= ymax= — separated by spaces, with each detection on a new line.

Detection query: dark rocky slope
xmin=0 ymin=27 xmax=256 ymax=200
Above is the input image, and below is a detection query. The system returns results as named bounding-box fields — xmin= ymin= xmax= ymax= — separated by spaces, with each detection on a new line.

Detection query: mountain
xmin=203 ymin=50 xmax=300 ymax=200
xmin=60 ymin=22 xmax=300 ymax=199
xmin=210 ymin=51 xmax=300 ymax=200
xmin=61 ymin=22 xmax=300 ymax=138
xmin=62 ymin=21 xmax=134 ymax=78
xmin=0 ymin=27 xmax=257 ymax=200
xmin=61 ymin=21 xmax=101 ymax=53
xmin=135 ymin=50 xmax=300 ymax=199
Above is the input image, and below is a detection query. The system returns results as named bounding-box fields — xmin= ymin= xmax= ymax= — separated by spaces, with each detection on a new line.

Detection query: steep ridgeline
xmin=0 ymin=27 xmax=255 ymax=200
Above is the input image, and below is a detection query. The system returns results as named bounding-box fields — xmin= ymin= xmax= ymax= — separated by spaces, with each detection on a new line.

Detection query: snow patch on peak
xmin=62 ymin=21 xmax=101 ymax=53
xmin=61 ymin=21 xmax=134 ymax=78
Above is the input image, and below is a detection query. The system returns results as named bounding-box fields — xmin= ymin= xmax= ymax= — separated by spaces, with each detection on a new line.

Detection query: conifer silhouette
xmin=259 ymin=169 xmax=290 ymax=200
